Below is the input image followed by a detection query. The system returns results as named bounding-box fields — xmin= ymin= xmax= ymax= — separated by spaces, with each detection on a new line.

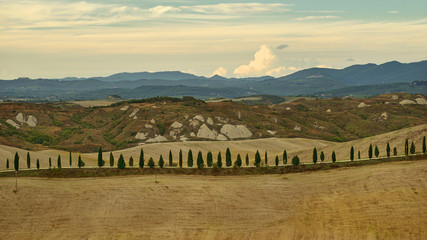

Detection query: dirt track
xmin=0 ymin=160 xmax=426 ymax=239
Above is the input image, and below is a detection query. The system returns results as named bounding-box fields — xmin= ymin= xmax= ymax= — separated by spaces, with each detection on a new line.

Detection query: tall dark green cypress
xmin=320 ymin=151 xmax=325 ymax=162
xmin=179 ymin=149 xmax=183 ymax=168
xmin=26 ymin=152 xmax=31 ymax=168
xmin=292 ymin=155 xmax=300 ymax=166
xmin=117 ymin=154 xmax=125 ymax=169
xmin=217 ymin=151 xmax=222 ymax=168
xmin=139 ymin=149 xmax=144 ymax=168
xmin=49 ymin=157 xmax=52 ymax=168
xmin=235 ymin=154 xmax=242 ymax=167
xmin=197 ymin=151 xmax=204 ymax=169
xmin=313 ymin=148 xmax=318 ymax=164
xmin=6 ymin=159 xmax=9 ymax=169
xmin=358 ymin=150 xmax=361 ymax=159
xmin=350 ymin=146 xmax=354 ymax=161
xmin=275 ymin=155 xmax=279 ymax=167
xmin=110 ymin=152 xmax=114 ymax=167
xmin=158 ymin=155 xmax=164 ymax=168
xmin=207 ymin=151 xmax=213 ymax=167
xmin=57 ymin=154 xmax=61 ymax=169
xmin=14 ymin=152 xmax=19 ymax=171
xmin=36 ymin=159 xmax=40 ymax=169
xmin=375 ymin=145 xmax=379 ymax=158
xmin=187 ymin=149 xmax=193 ymax=167
xmin=97 ymin=147 xmax=104 ymax=167
xmin=283 ymin=150 xmax=287 ymax=165
xmin=332 ymin=151 xmax=336 ymax=163
xmin=386 ymin=142 xmax=391 ymax=158
xmin=405 ymin=139 xmax=409 ymax=156
xmin=245 ymin=153 xmax=249 ymax=166
xmin=148 ymin=157 xmax=155 ymax=168
xmin=169 ymin=150 xmax=173 ymax=167
xmin=69 ymin=151 xmax=72 ymax=167
xmin=393 ymin=147 xmax=397 ymax=156
xmin=264 ymin=151 xmax=268 ymax=166
xmin=410 ymin=142 xmax=416 ymax=154
xmin=226 ymin=148 xmax=232 ymax=167
xmin=129 ymin=156 xmax=134 ymax=167
xmin=254 ymin=150 xmax=261 ymax=167
xmin=78 ymin=155 xmax=85 ymax=168
xmin=369 ymin=144 xmax=373 ymax=159
xmin=423 ymin=136 xmax=426 ymax=154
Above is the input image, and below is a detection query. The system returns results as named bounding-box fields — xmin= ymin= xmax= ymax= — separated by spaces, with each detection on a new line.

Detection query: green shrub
xmin=291 ymin=155 xmax=300 ymax=166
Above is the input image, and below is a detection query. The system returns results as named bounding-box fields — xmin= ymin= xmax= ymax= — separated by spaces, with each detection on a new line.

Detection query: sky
xmin=0 ymin=0 xmax=426 ymax=79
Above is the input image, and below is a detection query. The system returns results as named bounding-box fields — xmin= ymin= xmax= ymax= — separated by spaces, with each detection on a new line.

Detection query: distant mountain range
xmin=1 ymin=60 xmax=426 ymax=100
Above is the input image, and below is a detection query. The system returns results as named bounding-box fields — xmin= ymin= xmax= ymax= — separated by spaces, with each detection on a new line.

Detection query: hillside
xmin=0 ymin=94 xmax=425 ymax=154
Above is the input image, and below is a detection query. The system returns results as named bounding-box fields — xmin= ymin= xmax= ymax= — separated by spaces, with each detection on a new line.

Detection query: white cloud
xmin=148 ymin=5 xmax=180 ymax=17
xmin=234 ymin=45 xmax=276 ymax=76
xmin=212 ymin=67 xmax=227 ymax=77
xmin=387 ymin=11 xmax=399 ymax=14
xmin=293 ymin=15 xmax=339 ymax=21
xmin=315 ymin=65 xmax=333 ymax=68
xmin=182 ymin=3 xmax=291 ymax=14
xmin=266 ymin=66 xmax=302 ymax=77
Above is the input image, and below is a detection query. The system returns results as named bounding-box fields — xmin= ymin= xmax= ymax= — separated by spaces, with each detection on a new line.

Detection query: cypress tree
xmin=169 ymin=150 xmax=173 ymax=167
xmin=110 ymin=152 xmax=114 ymax=167
xmin=6 ymin=159 xmax=9 ymax=169
xmin=207 ymin=151 xmax=213 ymax=167
xmin=283 ymin=150 xmax=287 ymax=165
xmin=423 ymin=136 xmax=426 ymax=154
xmin=320 ymin=151 xmax=325 ymax=162
xmin=158 ymin=155 xmax=164 ymax=168
xmin=14 ymin=152 xmax=19 ymax=171
xmin=254 ymin=150 xmax=261 ymax=167
xmin=97 ymin=147 xmax=104 ymax=167
xmin=148 ymin=157 xmax=155 ymax=168
xmin=179 ymin=149 xmax=183 ymax=168
xmin=386 ymin=142 xmax=391 ymax=158
xmin=187 ymin=149 xmax=193 ymax=167
xmin=332 ymin=151 xmax=336 ymax=163
xmin=375 ymin=145 xmax=379 ymax=158
xmin=393 ymin=147 xmax=397 ymax=156
xmin=69 ymin=151 xmax=72 ymax=167
xmin=235 ymin=154 xmax=242 ymax=167
xmin=197 ymin=151 xmax=204 ymax=169
xmin=226 ymin=148 xmax=232 ymax=167
xmin=368 ymin=144 xmax=373 ymax=159
xmin=117 ymin=154 xmax=125 ymax=169
xmin=410 ymin=142 xmax=416 ymax=154
xmin=350 ymin=146 xmax=354 ymax=161
xmin=129 ymin=156 xmax=134 ymax=167
xmin=57 ymin=155 xmax=61 ymax=169
xmin=291 ymin=155 xmax=300 ymax=166
xmin=313 ymin=148 xmax=318 ymax=164
xmin=78 ymin=155 xmax=85 ymax=168
xmin=139 ymin=149 xmax=144 ymax=168
xmin=217 ymin=151 xmax=222 ymax=168
xmin=36 ymin=159 xmax=40 ymax=169
xmin=27 ymin=152 xmax=31 ymax=168
xmin=264 ymin=151 xmax=268 ymax=166
xmin=358 ymin=150 xmax=361 ymax=159
xmin=245 ymin=153 xmax=249 ymax=166
xmin=405 ymin=139 xmax=409 ymax=156
xmin=275 ymin=155 xmax=279 ymax=167
xmin=49 ymin=157 xmax=52 ymax=168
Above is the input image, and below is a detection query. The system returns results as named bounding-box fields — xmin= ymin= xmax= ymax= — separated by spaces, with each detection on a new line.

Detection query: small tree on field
xmin=358 ymin=150 xmax=361 ymax=159
xmin=405 ymin=139 xmax=409 ymax=156
xmin=393 ymin=147 xmax=397 ymax=156
xmin=69 ymin=151 xmax=72 ymax=167
xmin=49 ymin=157 xmax=52 ymax=168
xmin=423 ymin=136 xmax=426 ymax=154
xmin=410 ymin=142 xmax=416 ymax=154
xmin=158 ymin=155 xmax=164 ymax=168
xmin=320 ymin=151 xmax=325 ymax=162
xmin=97 ymin=147 xmax=105 ymax=167
xmin=350 ymin=146 xmax=354 ymax=161
xmin=117 ymin=154 xmax=125 ymax=169
xmin=313 ymin=147 xmax=318 ymax=164
xmin=283 ymin=150 xmax=287 ymax=165
xmin=78 ymin=155 xmax=85 ymax=168
xmin=234 ymin=154 xmax=242 ymax=167
xmin=27 ymin=152 xmax=31 ymax=168
xmin=207 ymin=151 xmax=213 ymax=167
xmin=110 ymin=152 xmax=114 ymax=167
xmin=386 ymin=142 xmax=391 ymax=158
xmin=275 ymin=155 xmax=279 ymax=167
xmin=139 ymin=149 xmax=144 ymax=168
xmin=245 ymin=154 xmax=249 ymax=166
xmin=217 ymin=151 xmax=222 ymax=168
xmin=332 ymin=151 xmax=336 ymax=163
xmin=197 ymin=151 xmax=204 ymax=169
xmin=129 ymin=156 xmax=134 ymax=167
xmin=179 ymin=149 xmax=183 ymax=168
xmin=14 ymin=152 xmax=19 ymax=171
xmin=291 ymin=155 xmax=300 ymax=166
xmin=36 ymin=159 xmax=40 ymax=169
xmin=6 ymin=159 xmax=9 ymax=169
xmin=187 ymin=149 xmax=193 ymax=167
xmin=264 ymin=151 xmax=268 ymax=166
xmin=57 ymin=155 xmax=61 ymax=169
xmin=368 ymin=144 xmax=373 ymax=159
xmin=226 ymin=148 xmax=232 ymax=167
xmin=375 ymin=145 xmax=379 ymax=158
xmin=169 ymin=150 xmax=173 ymax=166
xmin=254 ymin=150 xmax=261 ymax=167
xmin=148 ymin=157 xmax=155 ymax=168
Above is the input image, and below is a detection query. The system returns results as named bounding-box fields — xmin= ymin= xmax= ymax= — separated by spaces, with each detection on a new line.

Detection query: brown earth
xmin=0 ymin=160 xmax=426 ymax=239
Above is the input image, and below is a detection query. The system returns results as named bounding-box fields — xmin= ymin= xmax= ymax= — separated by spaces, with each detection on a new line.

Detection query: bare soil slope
xmin=0 ymin=160 xmax=426 ymax=239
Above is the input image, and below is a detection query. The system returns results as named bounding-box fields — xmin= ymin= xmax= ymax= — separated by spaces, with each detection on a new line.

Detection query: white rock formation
xmin=170 ymin=121 xmax=183 ymax=128
xmin=391 ymin=95 xmax=399 ymax=100
xmin=27 ymin=115 xmax=37 ymax=127
xmin=193 ymin=115 xmax=205 ymax=122
xmin=206 ymin=117 xmax=214 ymax=125
xmin=16 ymin=113 xmax=25 ymax=123
xmin=294 ymin=126 xmax=301 ymax=131
xmin=286 ymin=107 xmax=291 ymax=111
xmin=220 ymin=124 xmax=252 ymax=139
xmin=197 ymin=124 xmax=217 ymax=140
xmin=135 ymin=132 xmax=146 ymax=140
xmin=357 ymin=102 xmax=368 ymax=108
xmin=399 ymin=100 xmax=416 ymax=105
xmin=415 ymin=97 xmax=427 ymax=105
xmin=216 ymin=134 xmax=228 ymax=141
xmin=120 ymin=105 xmax=129 ymax=111
xmin=267 ymin=130 xmax=277 ymax=135
xmin=6 ymin=119 xmax=20 ymax=129
xmin=180 ymin=135 xmax=188 ymax=142
xmin=376 ymin=112 xmax=389 ymax=121
xmin=145 ymin=124 xmax=153 ymax=129
xmin=190 ymin=120 xmax=200 ymax=128
xmin=190 ymin=132 xmax=196 ymax=137
xmin=150 ymin=119 xmax=156 ymax=124
xmin=326 ymin=109 xmax=331 ymax=113
xmin=146 ymin=135 xmax=167 ymax=143
xmin=129 ymin=108 xmax=139 ymax=118
xmin=237 ymin=111 xmax=241 ymax=120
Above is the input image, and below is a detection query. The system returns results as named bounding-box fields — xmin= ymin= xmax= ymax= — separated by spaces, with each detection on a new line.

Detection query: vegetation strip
xmin=0 ymin=154 xmax=425 ymax=178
